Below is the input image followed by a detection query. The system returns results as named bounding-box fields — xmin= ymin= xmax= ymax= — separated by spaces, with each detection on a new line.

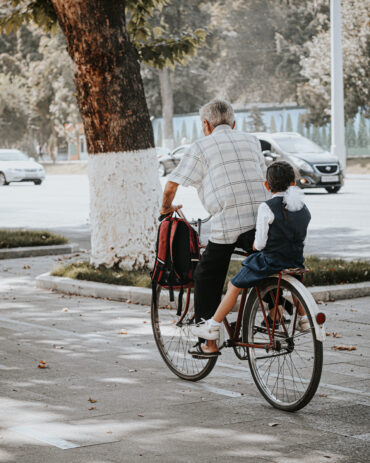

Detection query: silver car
xmin=0 ymin=149 xmax=45 ymax=186
xmin=254 ymin=132 xmax=344 ymax=193
xmin=157 ymin=145 xmax=189 ymax=177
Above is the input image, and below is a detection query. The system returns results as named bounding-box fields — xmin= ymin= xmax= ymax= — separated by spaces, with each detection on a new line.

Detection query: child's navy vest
xmin=263 ymin=196 xmax=311 ymax=267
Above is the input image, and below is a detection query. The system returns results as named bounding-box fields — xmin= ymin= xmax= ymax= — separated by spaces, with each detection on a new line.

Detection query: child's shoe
xmin=297 ymin=315 xmax=310 ymax=332
xmin=192 ymin=318 xmax=220 ymax=340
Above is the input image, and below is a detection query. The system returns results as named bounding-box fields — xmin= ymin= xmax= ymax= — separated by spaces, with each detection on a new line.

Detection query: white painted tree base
xmin=88 ymin=150 xmax=162 ymax=270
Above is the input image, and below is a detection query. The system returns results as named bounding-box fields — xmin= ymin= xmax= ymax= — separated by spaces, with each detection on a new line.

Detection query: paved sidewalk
xmin=0 ymin=256 xmax=369 ymax=462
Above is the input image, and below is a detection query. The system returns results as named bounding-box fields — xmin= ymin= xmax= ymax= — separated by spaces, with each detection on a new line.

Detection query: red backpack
xmin=151 ymin=214 xmax=200 ymax=312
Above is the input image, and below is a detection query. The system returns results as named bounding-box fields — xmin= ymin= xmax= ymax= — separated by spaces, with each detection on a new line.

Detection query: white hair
xmin=199 ymin=99 xmax=235 ymax=127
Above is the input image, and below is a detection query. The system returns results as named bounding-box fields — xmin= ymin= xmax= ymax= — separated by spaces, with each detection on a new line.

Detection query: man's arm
xmin=160 ymin=181 xmax=182 ymax=215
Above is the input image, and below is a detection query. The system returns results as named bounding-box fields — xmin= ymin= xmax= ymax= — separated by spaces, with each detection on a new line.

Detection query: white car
xmin=0 ymin=149 xmax=45 ymax=186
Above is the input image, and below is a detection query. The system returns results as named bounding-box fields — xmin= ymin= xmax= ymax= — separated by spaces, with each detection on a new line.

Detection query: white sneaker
xmin=297 ymin=315 xmax=310 ymax=332
xmin=192 ymin=318 xmax=220 ymax=341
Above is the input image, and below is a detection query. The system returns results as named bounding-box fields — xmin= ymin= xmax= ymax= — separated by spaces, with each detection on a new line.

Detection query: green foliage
xmin=51 ymin=262 xmax=152 ymax=288
xmin=52 ymin=256 xmax=370 ymax=290
xmin=0 ymin=229 xmax=67 ymax=248
xmin=0 ymin=0 xmax=58 ymax=34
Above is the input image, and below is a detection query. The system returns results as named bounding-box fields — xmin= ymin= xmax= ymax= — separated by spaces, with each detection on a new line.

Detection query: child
xmin=191 ymin=161 xmax=311 ymax=357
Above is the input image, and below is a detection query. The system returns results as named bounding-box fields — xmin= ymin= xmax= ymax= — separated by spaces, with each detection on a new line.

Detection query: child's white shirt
xmin=254 ymin=187 xmax=306 ymax=251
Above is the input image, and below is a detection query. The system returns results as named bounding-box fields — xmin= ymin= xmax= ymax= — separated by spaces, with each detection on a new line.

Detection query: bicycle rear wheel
xmin=243 ymin=277 xmax=323 ymax=411
xmin=151 ymin=284 xmax=217 ymax=381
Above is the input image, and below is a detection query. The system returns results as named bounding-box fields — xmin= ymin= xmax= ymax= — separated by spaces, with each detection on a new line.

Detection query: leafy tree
xmin=298 ymin=0 xmax=369 ymax=124
xmin=0 ymin=0 xmax=205 ymax=270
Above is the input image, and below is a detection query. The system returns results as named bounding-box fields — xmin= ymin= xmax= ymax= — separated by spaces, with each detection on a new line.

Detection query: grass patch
xmin=52 ymin=256 xmax=369 ymax=289
xmin=0 ymin=229 xmax=67 ymax=249
xmin=51 ymin=262 xmax=152 ymax=288
xmin=226 ymin=256 xmax=370 ymax=288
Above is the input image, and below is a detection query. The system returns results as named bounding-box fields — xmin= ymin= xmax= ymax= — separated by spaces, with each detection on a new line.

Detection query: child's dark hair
xmin=266 ymin=161 xmax=295 ymax=192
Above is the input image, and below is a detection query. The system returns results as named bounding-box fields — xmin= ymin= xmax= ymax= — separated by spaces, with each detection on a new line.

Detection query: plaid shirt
xmin=168 ymin=124 xmax=270 ymax=244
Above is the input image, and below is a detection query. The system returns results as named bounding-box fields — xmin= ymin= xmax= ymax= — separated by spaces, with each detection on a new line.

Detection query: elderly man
xmin=160 ymin=99 xmax=269 ymax=335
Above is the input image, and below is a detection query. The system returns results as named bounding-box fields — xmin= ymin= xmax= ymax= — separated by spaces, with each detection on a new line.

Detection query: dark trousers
xmin=194 ymin=229 xmax=255 ymax=322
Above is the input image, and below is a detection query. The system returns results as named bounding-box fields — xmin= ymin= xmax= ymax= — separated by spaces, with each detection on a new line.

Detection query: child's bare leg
xmin=213 ymin=282 xmax=242 ymax=322
xmin=201 ymin=282 xmax=242 ymax=354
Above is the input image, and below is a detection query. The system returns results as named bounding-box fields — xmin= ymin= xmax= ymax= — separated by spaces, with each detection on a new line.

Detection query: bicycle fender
xmin=279 ymin=274 xmax=326 ymax=343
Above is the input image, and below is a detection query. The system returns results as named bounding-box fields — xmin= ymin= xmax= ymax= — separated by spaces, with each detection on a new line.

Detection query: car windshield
xmin=0 ymin=150 xmax=29 ymax=161
xmin=273 ymin=136 xmax=325 ymax=154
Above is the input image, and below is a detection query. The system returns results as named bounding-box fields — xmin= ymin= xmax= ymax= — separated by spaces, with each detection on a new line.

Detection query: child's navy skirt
xmin=231 ymin=251 xmax=300 ymax=289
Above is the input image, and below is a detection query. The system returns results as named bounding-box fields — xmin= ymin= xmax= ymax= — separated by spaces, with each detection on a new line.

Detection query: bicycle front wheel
xmin=243 ymin=277 xmax=323 ymax=411
xmin=151 ymin=284 xmax=217 ymax=381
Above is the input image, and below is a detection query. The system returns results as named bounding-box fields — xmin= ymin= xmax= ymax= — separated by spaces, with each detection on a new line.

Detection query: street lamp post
xmin=330 ymin=0 xmax=346 ymax=172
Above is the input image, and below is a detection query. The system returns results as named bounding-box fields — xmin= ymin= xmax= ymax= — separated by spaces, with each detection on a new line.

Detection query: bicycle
xmin=151 ymin=212 xmax=326 ymax=412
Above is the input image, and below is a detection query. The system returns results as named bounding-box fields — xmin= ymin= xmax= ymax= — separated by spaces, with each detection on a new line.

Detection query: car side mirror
xmin=262 ymin=150 xmax=278 ymax=161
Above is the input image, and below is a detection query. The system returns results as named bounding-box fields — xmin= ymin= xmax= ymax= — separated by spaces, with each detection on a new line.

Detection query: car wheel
xmin=325 ymin=186 xmax=341 ymax=194
xmin=158 ymin=162 xmax=166 ymax=177
xmin=0 ymin=172 xmax=9 ymax=186
xmin=34 ymin=180 xmax=42 ymax=185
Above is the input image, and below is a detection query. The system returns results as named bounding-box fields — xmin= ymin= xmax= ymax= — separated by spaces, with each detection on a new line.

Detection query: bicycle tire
xmin=243 ymin=277 xmax=323 ymax=412
xmin=151 ymin=284 xmax=217 ymax=381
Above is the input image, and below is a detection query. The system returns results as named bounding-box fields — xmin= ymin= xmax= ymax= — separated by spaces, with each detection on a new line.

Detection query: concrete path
xmin=0 ymin=255 xmax=369 ymax=462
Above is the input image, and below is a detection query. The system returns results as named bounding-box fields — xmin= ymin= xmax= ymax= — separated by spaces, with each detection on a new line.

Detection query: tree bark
xmin=159 ymin=67 xmax=174 ymax=149
xmin=51 ymin=0 xmax=161 ymax=270
xmin=50 ymin=0 xmax=154 ymax=153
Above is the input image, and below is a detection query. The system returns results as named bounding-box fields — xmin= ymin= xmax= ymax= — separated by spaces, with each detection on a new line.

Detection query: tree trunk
xmin=51 ymin=0 xmax=161 ymax=269
xmin=159 ymin=67 xmax=174 ymax=149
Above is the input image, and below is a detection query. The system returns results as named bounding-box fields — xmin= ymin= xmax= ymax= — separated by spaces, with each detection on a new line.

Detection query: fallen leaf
xmin=142 ymin=321 xmax=147 ymax=324
xmin=129 ymin=369 xmax=137 ymax=373
xmin=319 ymin=394 xmax=327 ymax=397
xmin=38 ymin=360 xmax=47 ymax=369
xmin=88 ymin=406 xmax=96 ymax=411
xmin=268 ymin=422 xmax=279 ymax=427
xmin=61 ymin=308 xmax=69 ymax=312
xmin=138 ymin=414 xmax=144 ymax=417
xmin=106 ymin=431 xmax=112 ymax=434
xmin=332 ymin=332 xmax=341 ymax=338
xmin=23 ymin=265 xmax=31 ymax=269
xmin=332 ymin=345 xmax=357 ymax=351
xmin=350 ymin=309 xmax=357 ymax=312
xmin=326 ymin=332 xmax=331 ymax=336
xmin=88 ymin=397 xmax=97 ymax=403
xmin=146 ymin=310 xmax=150 ymax=314
xmin=118 ymin=330 xmax=128 ymax=335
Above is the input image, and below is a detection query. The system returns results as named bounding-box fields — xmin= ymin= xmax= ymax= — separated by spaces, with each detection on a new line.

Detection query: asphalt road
xmin=1 ymin=174 xmax=370 ymax=260
xmin=0 ymin=254 xmax=369 ymax=462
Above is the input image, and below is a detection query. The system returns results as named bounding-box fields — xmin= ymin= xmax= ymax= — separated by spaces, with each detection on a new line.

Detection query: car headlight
xmin=290 ymin=157 xmax=314 ymax=173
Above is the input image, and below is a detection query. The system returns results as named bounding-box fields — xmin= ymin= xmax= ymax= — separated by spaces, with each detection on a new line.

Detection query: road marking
xmin=10 ymin=427 xmax=80 ymax=450
xmin=217 ymin=362 xmax=370 ymax=397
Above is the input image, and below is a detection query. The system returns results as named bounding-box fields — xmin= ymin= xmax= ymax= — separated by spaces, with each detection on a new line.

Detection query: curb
xmin=36 ymin=273 xmax=370 ymax=305
xmin=0 ymin=243 xmax=79 ymax=260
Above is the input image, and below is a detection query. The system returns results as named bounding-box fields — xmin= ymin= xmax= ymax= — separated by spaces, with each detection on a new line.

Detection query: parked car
xmin=254 ymin=132 xmax=344 ymax=193
xmin=0 ymin=149 xmax=45 ymax=186
xmin=157 ymin=145 xmax=189 ymax=177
